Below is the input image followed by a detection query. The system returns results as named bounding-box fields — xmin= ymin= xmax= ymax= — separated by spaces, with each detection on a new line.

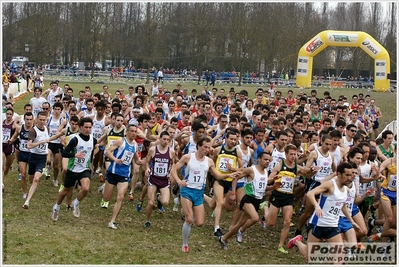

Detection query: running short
xmin=308 ymin=223 xmax=341 ymax=240
xmin=236 ymin=182 xmax=245 ymax=189
xmin=148 ymin=175 xmax=170 ymax=189
xmin=28 ymin=153 xmax=47 ymax=175
xmin=64 ymin=169 xmax=91 ymax=188
xmin=372 ymin=121 xmax=379 ymax=129
xmin=180 ymin=186 xmax=204 ymax=207
xmin=239 ymin=194 xmax=261 ymax=211
xmin=351 ymin=203 xmax=360 ymax=217
xmin=338 ymin=216 xmax=353 ymax=233
xmin=106 ymin=171 xmax=129 ymax=185
xmin=48 ymin=143 xmax=63 ymax=154
xmin=270 ymin=190 xmax=294 ymax=208
xmin=381 ymin=188 xmax=397 ymax=206
xmin=18 ymin=150 xmax=31 ymax=163
xmin=2 ymin=143 xmax=14 ymax=156
xmin=305 ymin=179 xmax=321 ymax=193
xmin=216 ymin=180 xmax=232 ymax=194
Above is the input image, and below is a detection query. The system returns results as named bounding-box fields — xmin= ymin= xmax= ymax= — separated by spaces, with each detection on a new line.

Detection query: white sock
xmin=182 ymin=222 xmax=191 ymax=246
xmin=74 ymin=198 xmax=80 ymax=206
xmin=214 ymin=225 xmax=220 ymax=232
xmin=55 ymin=203 xmax=60 ymax=210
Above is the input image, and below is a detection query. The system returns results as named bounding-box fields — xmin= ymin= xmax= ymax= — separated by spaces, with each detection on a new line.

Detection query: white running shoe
xmin=22 ymin=200 xmax=29 ymax=209
xmin=236 ymin=229 xmax=243 ymax=244
xmin=51 ymin=205 xmax=59 ymax=221
xmin=173 ymin=197 xmax=179 ymax=212
xmin=108 ymin=222 xmax=117 ymax=229
xmin=73 ymin=201 xmax=80 ymax=218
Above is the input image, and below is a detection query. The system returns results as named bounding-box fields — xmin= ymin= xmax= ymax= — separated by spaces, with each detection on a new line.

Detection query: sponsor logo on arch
xmin=361 ymin=38 xmax=381 ymax=56
xmin=305 ymin=36 xmax=324 ymax=54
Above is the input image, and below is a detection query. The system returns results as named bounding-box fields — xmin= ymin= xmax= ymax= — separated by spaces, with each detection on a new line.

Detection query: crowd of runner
xmin=1 ymin=78 xmax=397 ymax=261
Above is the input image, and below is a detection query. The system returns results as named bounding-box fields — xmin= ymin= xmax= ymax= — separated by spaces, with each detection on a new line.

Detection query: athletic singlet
xmin=267 ymin=145 xmax=286 ymax=173
xmin=310 ymin=112 xmax=322 ymax=122
xmin=183 ymin=135 xmax=197 ymax=154
xmin=276 ymin=159 xmax=297 ymax=194
xmin=215 ymin=145 xmax=238 ymax=182
xmin=30 ymin=126 xmax=49 ymax=155
xmin=237 ymin=145 xmax=251 ymax=184
xmin=48 ymin=115 xmax=63 ymax=144
xmin=310 ymin=179 xmax=347 ymax=227
xmin=18 ymin=124 xmax=31 ymax=152
xmin=379 ymin=144 xmax=394 ymax=159
xmin=332 ymin=145 xmax=342 ymax=167
xmin=107 ymin=127 xmax=125 ymax=149
xmin=65 ymin=126 xmax=79 ymax=146
xmin=266 ymin=131 xmax=276 ymax=146
xmin=382 ymin=159 xmax=397 ymax=191
xmin=108 ymin=137 xmax=137 ymax=178
xmin=243 ymin=166 xmax=268 ymax=199
xmin=342 ymin=136 xmax=353 ymax=148
xmin=91 ymin=116 xmax=106 ymax=139
xmin=82 ymin=109 xmax=96 ymax=118
xmin=2 ymin=120 xmax=14 ymax=144
xmin=340 ymin=181 xmax=356 ymax=216
xmin=312 ymin=149 xmax=333 ymax=182
xmin=67 ymin=134 xmax=94 ymax=172
xmin=253 ymin=139 xmax=266 ymax=164
xmin=183 ymin=153 xmax=210 ymax=190
xmin=150 ymin=146 xmax=172 ymax=179
xmin=358 ymin=160 xmax=374 ymax=197
xmin=47 ymin=88 xmax=63 ymax=106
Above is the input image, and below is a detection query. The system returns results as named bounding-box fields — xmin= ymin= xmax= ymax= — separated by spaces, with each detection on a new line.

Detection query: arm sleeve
xmin=62 ymin=137 xmax=78 ymax=158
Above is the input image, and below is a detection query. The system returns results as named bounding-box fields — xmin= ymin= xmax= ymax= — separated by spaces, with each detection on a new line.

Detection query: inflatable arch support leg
xmin=296 ymin=30 xmax=390 ymax=92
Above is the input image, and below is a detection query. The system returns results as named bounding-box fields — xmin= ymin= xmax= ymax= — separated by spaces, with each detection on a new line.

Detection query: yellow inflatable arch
xmin=296 ymin=30 xmax=390 ymax=92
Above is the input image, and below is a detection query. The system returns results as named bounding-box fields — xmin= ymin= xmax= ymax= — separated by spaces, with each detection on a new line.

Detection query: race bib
xmin=218 ymin=156 xmax=234 ymax=172
xmin=20 ymin=139 xmax=29 ymax=150
xmin=153 ymin=162 xmax=168 ymax=176
xmin=121 ymin=150 xmax=134 ymax=165
xmin=107 ymin=136 xmax=121 ymax=148
xmin=2 ymin=128 xmax=11 ymax=143
xmin=278 ymin=176 xmax=295 ymax=193
xmin=388 ymin=175 xmax=397 ymax=189
xmin=189 ymin=169 xmax=204 ymax=189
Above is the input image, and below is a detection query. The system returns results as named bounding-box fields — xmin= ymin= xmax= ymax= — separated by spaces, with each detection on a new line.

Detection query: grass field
xmin=2 ymin=77 xmax=398 ymax=264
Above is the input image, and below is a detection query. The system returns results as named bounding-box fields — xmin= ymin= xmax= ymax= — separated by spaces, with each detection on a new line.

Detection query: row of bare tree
xmin=2 ymin=2 xmax=397 ymax=83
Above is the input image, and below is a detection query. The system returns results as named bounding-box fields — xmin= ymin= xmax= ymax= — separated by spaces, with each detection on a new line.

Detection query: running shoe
xmin=98 ymin=184 xmax=104 ymax=194
xmin=99 ymin=173 xmax=105 ymax=183
xmin=209 ymin=188 xmax=214 ymax=198
xmin=73 ymin=201 xmax=80 ymax=218
xmin=236 ymin=229 xmax=243 ymax=244
xmin=278 ymin=209 xmax=282 ymax=217
xmin=368 ymin=233 xmax=381 ymax=242
xmin=53 ymin=180 xmax=59 ymax=187
xmin=144 ymin=221 xmax=151 ymax=228
xmin=278 ymin=246 xmax=288 ymax=254
xmin=376 ymin=225 xmax=382 ymax=233
xmin=101 ymin=199 xmax=109 ymax=209
xmin=173 ymin=197 xmax=179 ymax=212
xmin=259 ymin=201 xmax=269 ymax=211
xmin=108 ymin=222 xmax=117 ymax=229
xmin=51 ymin=205 xmax=59 ymax=221
xmin=357 ymin=242 xmax=366 ymax=250
xmin=367 ymin=217 xmax=374 ymax=236
xmin=290 ymin=222 xmax=295 ymax=227
xmin=67 ymin=205 xmax=72 ymax=210
xmin=259 ymin=218 xmax=267 ymax=228
xmin=59 ymin=184 xmax=64 ymax=192
xmin=156 ymin=193 xmax=164 ymax=212
xmin=22 ymin=200 xmax=29 ymax=209
xmin=18 ymin=173 xmax=22 ymax=181
xmin=136 ymin=201 xmax=143 ymax=212
xmin=288 ymin=235 xmax=303 ymax=249
xmin=182 ymin=245 xmax=189 ymax=253
xmin=214 ymin=228 xmax=223 ymax=238
xmin=218 ymin=236 xmax=228 ymax=250
xmin=128 ymin=193 xmax=134 ymax=201
xmin=43 ymin=168 xmax=50 ymax=179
